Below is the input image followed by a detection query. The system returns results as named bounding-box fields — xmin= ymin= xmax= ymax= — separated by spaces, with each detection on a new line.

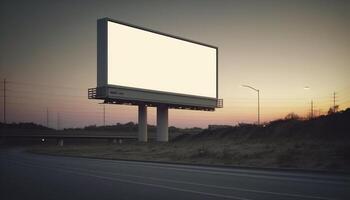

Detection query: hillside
xmin=28 ymin=108 xmax=350 ymax=172
xmin=176 ymin=108 xmax=350 ymax=141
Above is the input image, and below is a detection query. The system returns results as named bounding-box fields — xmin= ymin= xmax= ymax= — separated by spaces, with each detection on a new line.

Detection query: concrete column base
xmin=157 ymin=105 xmax=168 ymax=142
xmin=57 ymin=139 xmax=64 ymax=146
xmin=138 ymin=104 xmax=148 ymax=142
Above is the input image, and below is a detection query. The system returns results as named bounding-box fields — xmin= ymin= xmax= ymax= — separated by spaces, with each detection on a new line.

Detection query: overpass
xmin=0 ymin=134 xmax=140 ymax=146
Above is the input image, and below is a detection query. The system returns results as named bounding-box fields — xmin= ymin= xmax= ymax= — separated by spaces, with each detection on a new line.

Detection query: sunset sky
xmin=1 ymin=0 xmax=349 ymax=128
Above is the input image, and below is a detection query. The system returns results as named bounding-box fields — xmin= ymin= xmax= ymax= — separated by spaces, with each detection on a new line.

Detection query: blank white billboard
xmin=99 ymin=19 xmax=217 ymax=99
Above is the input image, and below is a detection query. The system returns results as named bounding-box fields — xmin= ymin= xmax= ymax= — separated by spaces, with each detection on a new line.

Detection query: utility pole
xmin=257 ymin=90 xmax=260 ymax=125
xmin=310 ymin=100 xmax=313 ymax=119
xmin=57 ymin=112 xmax=60 ymax=130
xmin=103 ymin=104 xmax=105 ymax=127
xmin=333 ymin=92 xmax=336 ymax=112
xmin=46 ymin=107 xmax=49 ymax=128
xmin=3 ymin=79 xmax=6 ymax=124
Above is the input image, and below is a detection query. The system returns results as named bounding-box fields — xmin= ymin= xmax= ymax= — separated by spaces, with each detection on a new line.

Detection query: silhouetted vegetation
xmin=8 ymin=108 xmax=350 ymax=171
xmin=0 ymin=122 xmax=53 ymax=131
xmin=0 ymin=121 xmax=202 ymax=136
xmin=175 ymin=108 xmax=350 ymax=142
xmin=165 ymin=108 xmax=350 ymax=171
xmin=64 ymin=122 xmax=202 ymax=134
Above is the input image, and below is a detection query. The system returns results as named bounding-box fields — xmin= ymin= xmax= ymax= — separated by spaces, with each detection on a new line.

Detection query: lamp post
xmin=241 ymin=85 xmax=260 ymax=125
xmin=304 ymin=86 xmax=313 ymax=118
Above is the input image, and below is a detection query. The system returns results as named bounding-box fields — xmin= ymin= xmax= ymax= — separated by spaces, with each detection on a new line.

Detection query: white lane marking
xmin=129 ymin=165 xmax=347 ymax=184
xmin=12 ymin=161 xmax=252 ymax=200
xmin=75 ymin=159 xmax=349 ymax=185
xmin=17 ymin=152 xmax=350 ymax=184
xmin=79 ymin=168 xmax=338 ymax=200
xmin=14 ymin=153 xmax=348 ymax=185
xmin=7 ymin=158 xmax=338 ymax=200
xmin=117 ymin=161 xmax=349 ymax=181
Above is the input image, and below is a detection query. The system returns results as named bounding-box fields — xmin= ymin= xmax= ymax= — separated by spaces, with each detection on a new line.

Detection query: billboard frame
xmin=94 ymin=17 xmax=221 ymax=111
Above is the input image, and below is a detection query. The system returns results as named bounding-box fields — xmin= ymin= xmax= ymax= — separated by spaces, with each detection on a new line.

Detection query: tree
xmin=285 ymin=112 xmax=300 ymax=120
xmin=328 ymin=105 xmax=339 ymax=115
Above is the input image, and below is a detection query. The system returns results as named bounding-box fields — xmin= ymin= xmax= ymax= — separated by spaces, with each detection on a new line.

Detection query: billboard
xmin=94 ymin=18 xmax=221 ymax=110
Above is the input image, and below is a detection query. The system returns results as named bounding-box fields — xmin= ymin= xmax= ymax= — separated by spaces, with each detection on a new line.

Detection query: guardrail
xmin=1 ymin=135 xmax=137 ymax=139
xmin=0 ymin=134 xmax=139 ymax=146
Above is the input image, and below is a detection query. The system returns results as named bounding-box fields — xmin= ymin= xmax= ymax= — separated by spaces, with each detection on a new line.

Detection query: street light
xmin=304 ymin=86 xmax=313 ymax=118
xmin=241 ymin=85 xmax=260 ymax=125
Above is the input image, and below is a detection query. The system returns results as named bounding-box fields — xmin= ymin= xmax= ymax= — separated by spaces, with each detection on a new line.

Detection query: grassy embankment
xmin=29 ymin=109 xmax=350 ymax=172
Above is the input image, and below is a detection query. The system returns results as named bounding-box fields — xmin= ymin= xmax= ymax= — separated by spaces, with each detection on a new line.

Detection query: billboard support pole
xmin=138 ymin=104 xmax=148 ymax=142
xmin=157 ymin=105 xmax=168 ymax=142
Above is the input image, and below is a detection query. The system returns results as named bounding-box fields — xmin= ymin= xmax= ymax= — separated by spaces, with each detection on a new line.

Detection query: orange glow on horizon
xmin=1 ymin=1 xmax=349 ymax=128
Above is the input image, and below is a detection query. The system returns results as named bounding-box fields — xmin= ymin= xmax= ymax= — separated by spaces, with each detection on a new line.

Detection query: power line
xmin=6 ymin=80 xmax=86 ymax=90
xmin=6 ymin=88 xmax=86 ymax=98
xmin=6 ymin=101 xmax=103 ymax=113
xmin=3 ymin=78 xmax=350 ymax=127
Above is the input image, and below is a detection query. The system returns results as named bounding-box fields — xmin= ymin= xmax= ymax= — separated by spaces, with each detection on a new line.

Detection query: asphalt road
xmin=1 ymin=148 xmax=349 ymax=200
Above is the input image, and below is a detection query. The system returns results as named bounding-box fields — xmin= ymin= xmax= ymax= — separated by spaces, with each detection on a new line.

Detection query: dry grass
xmin=29 ymin=138 xmax=350 ymax=172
